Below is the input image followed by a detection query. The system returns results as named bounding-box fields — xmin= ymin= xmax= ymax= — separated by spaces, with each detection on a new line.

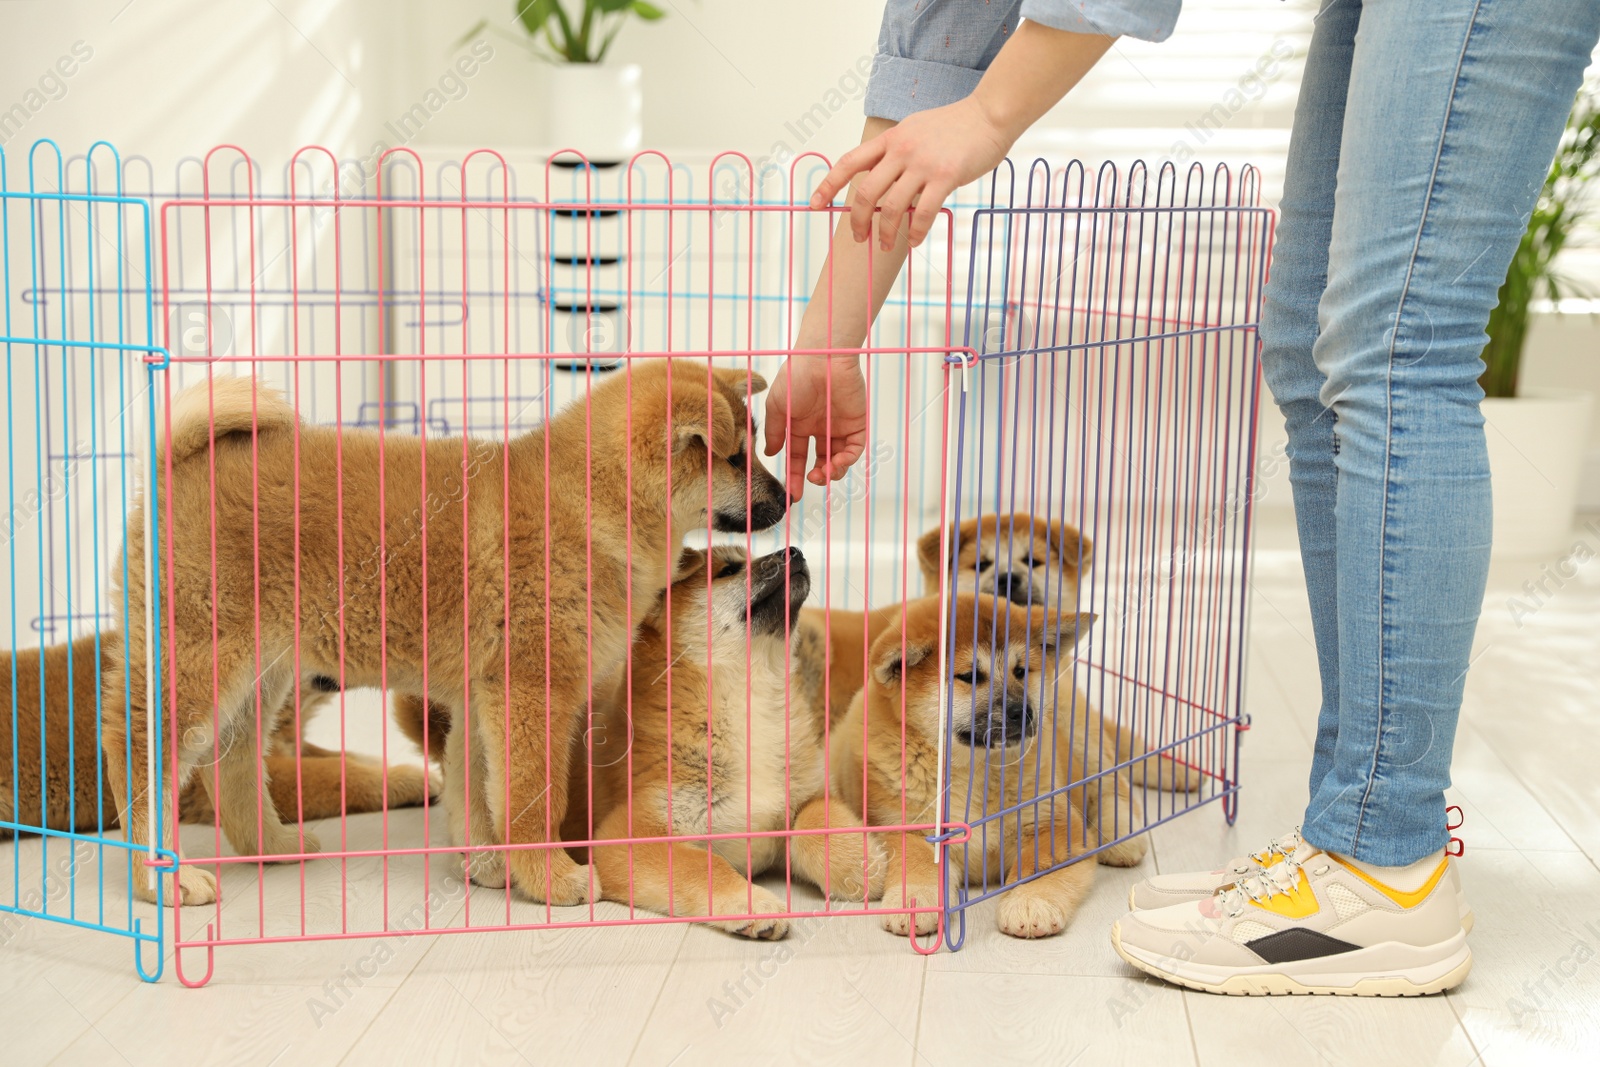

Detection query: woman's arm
xmin=821 ymin=22 xmax=1115 ymax=251
xmin=765 ymin=21 xmax=1115 ymax=498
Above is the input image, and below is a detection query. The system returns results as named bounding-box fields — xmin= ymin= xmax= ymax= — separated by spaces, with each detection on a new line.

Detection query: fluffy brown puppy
xmin=584 ymin=545 xmax=881 ymax=939
xmin=1 ymin=635 xmax=434 ymax=838
xmin=794 ymin=603 xmax=904 ymax=726
xmin=921 ymin=513 xmax=1196 ymax=794
xmin=832 ymin=596 xmax=1140 ymax=940
xmin=105 ymin=360 xmax=786 ymax=906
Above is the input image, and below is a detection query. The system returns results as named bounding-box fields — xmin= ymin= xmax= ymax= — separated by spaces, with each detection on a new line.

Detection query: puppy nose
xmin=1003 ymin=702 xmax=1034 ymax=736
xmin=780 ymin=546 xmax=804 ymax=565
xmin=993 ymin=573 xmax=1013 ymax=598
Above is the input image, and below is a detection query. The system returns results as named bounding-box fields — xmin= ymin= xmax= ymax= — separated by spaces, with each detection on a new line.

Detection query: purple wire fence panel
xmin=942 ymin=160 xmax=1274 ymax=949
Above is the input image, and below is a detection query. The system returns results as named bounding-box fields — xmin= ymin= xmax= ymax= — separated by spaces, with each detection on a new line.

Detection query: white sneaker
xmin=1128 ymin=827 xmax=1475 ymax=932
xmin=1111 ymin=848 xmax=1471 ymax=996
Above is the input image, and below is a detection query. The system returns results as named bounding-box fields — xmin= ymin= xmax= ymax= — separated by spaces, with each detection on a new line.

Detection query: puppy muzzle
xmin=954 ymin=696 xmax=1037 ymax=748
xmin=745 ymin=546 xmax=809 ymax=632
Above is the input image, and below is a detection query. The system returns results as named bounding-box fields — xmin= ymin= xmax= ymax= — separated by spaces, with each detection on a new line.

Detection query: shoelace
xmin=1216 ymin=852 xmax=1325 ymax=917
xmin=1227 ymin=826 xmax=1308 ymax=876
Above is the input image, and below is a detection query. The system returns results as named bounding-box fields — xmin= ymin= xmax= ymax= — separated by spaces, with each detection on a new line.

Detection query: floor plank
xmin=631 ymin=886 xmax=926 ymax=1067
xmin=918 ymin=971 xmax=1197 ymax=1067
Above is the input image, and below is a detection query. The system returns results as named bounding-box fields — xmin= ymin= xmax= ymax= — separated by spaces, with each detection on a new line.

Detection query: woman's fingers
xmin=824 ymin=434 xmax=867 ymax=482
xmin=812 ymin=136 xmax=886 ymax=210
xmin=908 ymin=181 xmax=955 ymax=247
xmin=763 ymin=390 xmax=786 ymax=458
xmin=875 ymin=174 xmax=922 ymax=251
xmin=786 ymin=433 xmax=812 ymax=501
xmin=847 ymin=157 xmax=904 ymax=243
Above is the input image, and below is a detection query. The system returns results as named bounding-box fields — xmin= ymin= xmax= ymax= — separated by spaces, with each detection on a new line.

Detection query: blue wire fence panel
xmin=2 ymin=140 xmax=170 ymax=980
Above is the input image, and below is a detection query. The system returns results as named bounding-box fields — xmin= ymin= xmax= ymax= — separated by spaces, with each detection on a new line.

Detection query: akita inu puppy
xmin=2 ymin=636 xmax=435 ymax=839
xmin=833 ymin=596 xmax=1141 ymax=940
xmin=800 ymin=512 xmax=1091 ymax=720
xmin=106 ymin=361 xmax=786 ymax=906
xmin=586 ymin=545 xmax=882 ymax=939
xmin=921 ymin=513 xmax=1195 ymax=793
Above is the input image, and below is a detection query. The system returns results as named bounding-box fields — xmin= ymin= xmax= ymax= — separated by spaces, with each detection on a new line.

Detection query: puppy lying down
xmin=1 ymin=636 xmax=435 ymax=840
xmin=581 ymin=545 xmax=883 ymax=938
xmin=832 ymin=595 xmax=1143 ymax=940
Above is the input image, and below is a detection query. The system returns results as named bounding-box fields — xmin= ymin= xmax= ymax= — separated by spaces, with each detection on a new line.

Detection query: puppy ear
xmin=871 ymin=633 xmax=935 ymax=687
xmin=917 ymin=522 xmax=950 ymax=589
xmin=1048 ymin=519 xmax=1093 ymax=573
xmin=671 ymin=385 xmax=739 ymax=458
xmin=1038 ymin=610 xmax=1097 ymax=658
xmin=671 ymin=547 xmax=705 ymax=582
xmin=711 ymin=366 xmax=769 ymax=397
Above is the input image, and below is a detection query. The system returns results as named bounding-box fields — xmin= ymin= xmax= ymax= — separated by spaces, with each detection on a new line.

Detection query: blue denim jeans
xmin=1261 ymin=0 xmax=1600 ymax=865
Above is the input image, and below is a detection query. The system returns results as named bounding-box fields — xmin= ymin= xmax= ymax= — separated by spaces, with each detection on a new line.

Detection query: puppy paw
xmin=996 ymin=889 xmax=1068 ymax=939
xmin=426 ymin=768 xmax=443 ymax=804
xmin=820 ymin=834 xmax=886 ymax=902
xmin=716 ymin=886 xmax=790 ymax=940
xmin=178 ymin=865 xmax=220 ymax=906
xmin=140 ymin=864 xmax=218 ymax=908
xmin=510 ymin=852 xmax=598 ymax=906
xmin=1097 ymin=836 xmax=1148 ymax=868
xmin=259 ymin=825 xmax=321 ymax=860
xmin=464 ymin=849 xmax=508 ymax=889
xmin=879 ymin=883 xmax=940 ymax=937
xmin=382 ymin=764 xmax=435 ymax=809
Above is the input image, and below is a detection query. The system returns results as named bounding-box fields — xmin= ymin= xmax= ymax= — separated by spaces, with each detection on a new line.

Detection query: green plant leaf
xmin=515 ymin=0 xmax=558 ymax=35
xmin=632 ymin=0 xmax=666 ymax=19
xmin=593 ymin=0 xmax=636 ymax=12
xmin=1480 ymin=86 xmax=1600 ymax=396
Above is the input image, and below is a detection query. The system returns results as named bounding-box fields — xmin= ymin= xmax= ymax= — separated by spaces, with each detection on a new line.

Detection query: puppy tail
xmin=158 ymin=375 xmax=298 ymax=468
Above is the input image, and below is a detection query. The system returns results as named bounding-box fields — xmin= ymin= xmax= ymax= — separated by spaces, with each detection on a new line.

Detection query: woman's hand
xmin=811 ymin=95 xmax=1011 ymax=252
xmin=763 ymin=356 xmax=870 ymax=501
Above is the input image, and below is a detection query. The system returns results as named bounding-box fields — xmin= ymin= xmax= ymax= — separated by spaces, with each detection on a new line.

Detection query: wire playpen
xmin=1 ymin=140 xmax=1272 ymax=984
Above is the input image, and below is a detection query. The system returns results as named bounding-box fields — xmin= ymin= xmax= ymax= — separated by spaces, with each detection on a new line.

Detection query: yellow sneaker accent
xmin=1247 ymin=868 xmax=1320 ymax=919
xmin=1332 ymin=855 xmax=1448 ymax=910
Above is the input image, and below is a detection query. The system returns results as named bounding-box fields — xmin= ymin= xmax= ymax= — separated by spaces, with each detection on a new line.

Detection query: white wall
xmin=0 ymin=0 xmax=403 ymax=174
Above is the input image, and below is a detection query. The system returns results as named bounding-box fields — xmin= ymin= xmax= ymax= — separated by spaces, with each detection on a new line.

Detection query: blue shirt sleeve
xmin=864 ymin=1 xmax=1182 ymax=121
xmin=1021 ymin=1 xmax=1182 ymax=43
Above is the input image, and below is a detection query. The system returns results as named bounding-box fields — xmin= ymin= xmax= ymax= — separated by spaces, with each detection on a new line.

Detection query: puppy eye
xmin=952 ymin=667 xmax=988 ymax=685
xmin=727 ymin=450 xmax=747 ymax=469
xmin=1013 ymin=663 xmax=1028 ymax=680
xmin=715 ymin=561 xmax=743 ymax=579
xmin=975 ymin=558 xmax=993 ymax=573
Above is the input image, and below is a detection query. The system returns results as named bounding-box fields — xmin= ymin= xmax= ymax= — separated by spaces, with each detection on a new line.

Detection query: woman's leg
xmin=1113 ymin=0 xmax=1598 ymax=995
xmin=1303 ymin=0 xmax=1600 ymax=865
xmin=1256 ymin=0 xmax=1360 ymax=805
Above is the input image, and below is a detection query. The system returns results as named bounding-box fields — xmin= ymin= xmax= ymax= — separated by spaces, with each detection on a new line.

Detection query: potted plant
xmin=465 ymin=0 xmax=666 ymax=162
xmin=1479 ymin=86 xmax=1599 ymax=557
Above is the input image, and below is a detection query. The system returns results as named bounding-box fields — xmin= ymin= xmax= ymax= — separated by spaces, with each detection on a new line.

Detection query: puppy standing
xmin=106 ymin=362 xmax=785 ymax=906
xmin=832 ymin=595 xmax=1123 ymax=939
xmin=585 ymin=545 xmax=882 ymax=939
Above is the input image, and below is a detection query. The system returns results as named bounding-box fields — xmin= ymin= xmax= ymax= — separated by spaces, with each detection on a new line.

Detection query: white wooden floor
xmin=5 ymin=510 xmax=1599 ymax=1067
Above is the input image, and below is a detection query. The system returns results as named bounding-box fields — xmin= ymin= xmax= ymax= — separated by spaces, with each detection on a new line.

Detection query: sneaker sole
xmin=1127 ymin=885 xmax=1477 ymax=934
xmin=1111 ymin=923 xmax=1472 ymax=996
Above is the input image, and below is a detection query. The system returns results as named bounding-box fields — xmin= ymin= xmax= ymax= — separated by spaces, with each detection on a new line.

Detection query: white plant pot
xmin=1482 ymin=387 xmax=1594 ymax=558
xmin=546 ymin=63 xmax=641 ymax=164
